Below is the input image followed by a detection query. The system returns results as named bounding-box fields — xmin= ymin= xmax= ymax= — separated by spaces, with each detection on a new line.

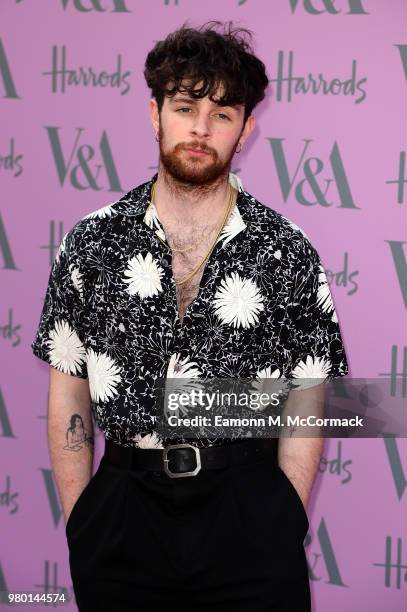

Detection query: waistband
xmin=104 ymin=438 xmax=278 ymax=479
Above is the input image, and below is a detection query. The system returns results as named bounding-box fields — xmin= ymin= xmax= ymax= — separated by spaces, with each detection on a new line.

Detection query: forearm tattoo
xmin=63 ymin=413 xmax=94 ymax=452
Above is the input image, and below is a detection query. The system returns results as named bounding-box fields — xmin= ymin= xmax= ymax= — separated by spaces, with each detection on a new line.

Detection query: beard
xmin=158 ymin=124 xmax=240 ymax=187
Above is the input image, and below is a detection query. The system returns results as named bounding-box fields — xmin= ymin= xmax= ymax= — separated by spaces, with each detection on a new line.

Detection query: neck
xmin=153 ymin=164 xmax=231 ymax=227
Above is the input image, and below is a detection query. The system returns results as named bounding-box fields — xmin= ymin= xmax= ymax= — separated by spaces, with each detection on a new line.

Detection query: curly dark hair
xmin=144 ymin=21 xmax=269 ymax=123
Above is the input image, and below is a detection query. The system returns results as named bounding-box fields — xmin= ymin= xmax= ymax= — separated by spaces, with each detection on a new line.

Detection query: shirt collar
xmin=110 ymin=172 xmax=251 ymax=247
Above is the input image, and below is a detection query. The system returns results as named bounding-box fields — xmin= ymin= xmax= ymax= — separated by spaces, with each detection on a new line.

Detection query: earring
xmin=236 ymin=142 xmax=242 ymax=154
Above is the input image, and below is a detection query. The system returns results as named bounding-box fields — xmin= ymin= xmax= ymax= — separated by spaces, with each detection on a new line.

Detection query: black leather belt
xmin=104 ymin=438 xmax=278 ymax=479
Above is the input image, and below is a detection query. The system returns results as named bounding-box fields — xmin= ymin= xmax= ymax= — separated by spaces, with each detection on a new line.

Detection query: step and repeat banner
xmin=1 ymin=1 xmax=406 ymax=610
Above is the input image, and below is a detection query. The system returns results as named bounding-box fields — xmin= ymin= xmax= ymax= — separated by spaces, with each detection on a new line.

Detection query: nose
xmin=190 ymin=113 xmax=211 ymax=139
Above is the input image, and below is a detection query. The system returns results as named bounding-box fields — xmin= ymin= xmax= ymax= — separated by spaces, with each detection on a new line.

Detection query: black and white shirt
xmin=31 ymin=173 xmax=349 ymax=449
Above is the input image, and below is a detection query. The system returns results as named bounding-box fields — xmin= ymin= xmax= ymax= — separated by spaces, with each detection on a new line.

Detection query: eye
xmin=216 ymin=113 xmax=231 ymax=121
xmin=176 ymin=107 xmax=192 ymax=113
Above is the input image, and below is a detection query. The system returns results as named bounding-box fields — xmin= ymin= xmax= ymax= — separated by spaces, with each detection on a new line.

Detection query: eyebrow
xmin=169 ymin=96 xmax=241 ymax=111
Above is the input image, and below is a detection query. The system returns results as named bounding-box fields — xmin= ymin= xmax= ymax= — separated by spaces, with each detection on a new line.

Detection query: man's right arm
xmin=48 ymin=366 xmax=94 ymax=525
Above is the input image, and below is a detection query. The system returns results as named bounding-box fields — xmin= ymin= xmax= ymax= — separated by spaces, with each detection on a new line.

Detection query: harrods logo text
xmin=43 ymin=46 xmax=131 ymax=95
xmin=270 ymin=51 xmax=367 ymax=104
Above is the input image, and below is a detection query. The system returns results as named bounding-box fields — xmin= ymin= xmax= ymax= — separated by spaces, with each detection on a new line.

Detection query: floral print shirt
xmin=31 ymin=173 xmax=349 ymax=449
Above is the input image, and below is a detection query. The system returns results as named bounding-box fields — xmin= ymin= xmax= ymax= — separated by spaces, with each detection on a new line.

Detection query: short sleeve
xmin=31 ymin=229 xmax=88 ymax=379
xmin=287 ymin=243 xmax=349 ymax=387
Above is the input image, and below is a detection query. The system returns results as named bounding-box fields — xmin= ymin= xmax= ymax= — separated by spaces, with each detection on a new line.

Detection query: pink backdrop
xmin=1 ymin=0 xmax=406 ymax=610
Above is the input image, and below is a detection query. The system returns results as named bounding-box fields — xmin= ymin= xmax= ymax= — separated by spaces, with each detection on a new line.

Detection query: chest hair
xmin=163 ymin=221 xmax=221 ymax=323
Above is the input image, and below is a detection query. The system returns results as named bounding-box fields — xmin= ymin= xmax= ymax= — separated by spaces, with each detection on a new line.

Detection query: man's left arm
xmin=279 ymin=236 xmax=350 ymax=509
xmin=277 ymin=382 xmax=326 ymax=510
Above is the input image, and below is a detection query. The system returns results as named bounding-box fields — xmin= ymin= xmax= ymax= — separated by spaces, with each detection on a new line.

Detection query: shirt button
xmin=161 ymin=257 xmax=170 ymax=267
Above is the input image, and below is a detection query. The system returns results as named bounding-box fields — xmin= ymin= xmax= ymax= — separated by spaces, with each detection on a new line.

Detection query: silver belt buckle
xmin=163 ymin=443 xmax=201 ymax=478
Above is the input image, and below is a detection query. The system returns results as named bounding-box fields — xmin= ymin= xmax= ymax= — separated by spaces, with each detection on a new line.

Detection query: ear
xmin=148 ymin=98 xmax=160 ymax=138
xmin=239 ymin=115 xmax=256 ymax=147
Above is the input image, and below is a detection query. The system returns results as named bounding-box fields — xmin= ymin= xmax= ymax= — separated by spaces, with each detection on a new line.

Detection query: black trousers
xmin=66 ymin=444 xmax=311 ymax=611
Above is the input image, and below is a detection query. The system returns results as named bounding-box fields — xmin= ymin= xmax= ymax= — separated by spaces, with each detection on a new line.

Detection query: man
xmin=32 ymin=22 xmax=348 ymax=612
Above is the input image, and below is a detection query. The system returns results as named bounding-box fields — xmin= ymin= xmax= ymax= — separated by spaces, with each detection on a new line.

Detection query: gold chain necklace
xmin=148 ymin=182 xmax=236 ymax=286
xmin=175 ymin=185 xmax=236 ymax=285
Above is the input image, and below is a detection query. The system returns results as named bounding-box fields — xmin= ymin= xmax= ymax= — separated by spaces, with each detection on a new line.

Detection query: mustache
xmin=177 ymin=141 xmax=215 ymax=155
